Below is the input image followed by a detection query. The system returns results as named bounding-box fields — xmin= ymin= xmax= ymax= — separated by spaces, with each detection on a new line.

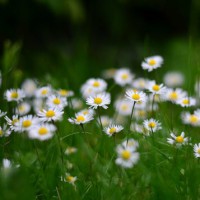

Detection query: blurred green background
xmin=1 ymin=0 xmax=200 ymax=89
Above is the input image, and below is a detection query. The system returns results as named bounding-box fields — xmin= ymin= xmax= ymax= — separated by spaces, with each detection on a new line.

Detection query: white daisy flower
xmin=46 ymin=95 xmax=67 ymax=109
xmin=21 ymin=79 xmax=37 ymax=97
xmin=71 ymin=98 xmax=83 ymax=110
xmin=102 ymin=68 xmax=116 ymax=79
xmin=134 ymin=109 xmax=147 ymax=120
xmin=35 ymin=86 xmax=52 ymax=98
xmin=2 ymin=158 xmax=11 ymax=169
xmin=125 ymin=89 xmax=147 ymax=103
xmin=0 ymin=110 xmax=7 ymax=118
xmin=65 ymin=147 xmax=78 ymax=155
xmin=177 ymin=97 xmax=196 ymax=107
xmin=57 ymin=89 xmax=74 ymax=98
xmin=121 ymin=138 xmax=139 ymax=151
xmin=104 ymin=124 xmax=123 ymax=137
xmin=147 ymin=81 xmax=166 ymax=95
xmin=132 ymin=78 xmax=149 ymax=90
xmin=5 ymin=115 xmax=19 ymax=132
xmin=68 ymin=112 xmax=93 ymax=125
xmin=141 ymin=55 xmax=163 ymax=72
xmin=114 ymin=68 xmax=134 ymax=86
xmin=15 ymin=102 xmax=31 ymax=116
xmin=181 ymin=112 xmax=200 ymax=127
xmin=115 ymin=144 xmax=139 ymax=168
xmin=81 ymin=84 xmax=96 ymax=99
xmin=98 ymin=115 xmax=113 ymax=127
xmin=131 ymin=123 xmax=150 ymax=136
xmin=78 ymin=108 xmax=95 ymax=116
xmin=0 ymin=125 xmax=11 ymax=137
xmin=167 ymin=132 xmax=189 ymax=147
xmin=61 ymin=173 xmax=77 ymax=186
xmin=163 ymin=71 xmax=184 ymax=87
xmin=85 ymin=78 xmax=107 ymax=92
xmin=143 ymin=118 xmax=162 ymax=132
xmin=16 ymin=115 xmax=39 ymax=132
xmin=165 ymin=88 xmax=187 ymax=103
xmin=28 ymin=123 xmax=56 ymax=141
xmin=38 ymin=107 xmax=64 ymax=122
xmin=5 ymin=89 xmax=25 ymax=102
xmin=193 ymin=143 xmax=200 ymax=158
xmin=86 ymin=93 xmax=111 ymax=109
xmin=33 ymin=98 xmax=45 ymax=113
xmin=115 ymin=99 xmax=133 ymax=116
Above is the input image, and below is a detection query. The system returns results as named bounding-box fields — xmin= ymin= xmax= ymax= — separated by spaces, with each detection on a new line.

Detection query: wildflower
xmin=71 ymin=98 xmax=83 ymax=110
xmin=181 ymin=112 xmax=200 ymax=127
xmin=125 ymin=89 xmax=147 ymax=103
xmin=65 ymin=147 xmax=78 ymax=155
xmin=28 ymin=123 xmax=56 ymax=141
xmin=131 ymin=123 xmax=150 ymax=136
xmin=132 ymin=78 xmax=149 ymax=90
xmin=21 ymin=79 xmax=37 ymax=97
xmin=193 ymin=143 xmax=200 ymax=158
xmin=121 ymin=138 xmax=139 ymax=151
xmin=177 ymin=97 xmax=196 ymax=107
xmin=134 ymin=109 xmax=147 ymax=120
xmin=5 ymin=115 xmax=19 ymax=132
xmin=147 ymin=81 xmax=166 ymax=95
xmin=0 ymin=110 xmax=7 ymax=118
xmin=5 ymin=89 xmax=25 ymax=102
xmin=98 ymin=115 xmax=113 ymax=127
xmin=163 ymin=71 xmax=184 ymax=87
xmin=15 ymin=102 xmax=31 ymax=116
xmin=86 ymin=93 xmax=111 ymax=109
xmin=114 ymin=68 xmax=134 ymax=86
xmin=35 ymin=86 xmax=51 ymax=98
xmin=16 ymin=115 xmax=39 ymax=132
xmin=46 ymin=95 xmax=67 ymax=109
xmin=167 ymin=132 xmax=189 ymax=147
xmin=0 ymin=125 xmax=11 ymax=137
xmin=143 ymin=118 xmax=162 ymax=132
xmin=2 ymin=159 xmax=11 ymax=169
xmin=57 ymin=89 xmax=74 ymax=98
xmin=165 ymin=88 xmax=187 ymax=103
xmin=104 ymin=124 xmax=123 ymax=137
xmin=141 ymin=55 xmax=163 ymax=72
xmin=62 ymin=173 xmax=77 ymax=186
xmin=115 ymin=99 xmax=133 ymax=116
xmin=115 ymin=143 xmax=139 ymax=168
xmin=38 ymin=107 xmax=64 ymax=122
xmin=68 ymin=112 xmax=93 ymax=125
xmin=102 ymin=68 xmax=116 ymax=79
xmin=85 ymin=78 xmax=107 ymax=92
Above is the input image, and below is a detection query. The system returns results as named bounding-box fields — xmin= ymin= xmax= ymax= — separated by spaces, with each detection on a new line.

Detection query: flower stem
xmin=97 ymin=107 xmax=103 ymax=132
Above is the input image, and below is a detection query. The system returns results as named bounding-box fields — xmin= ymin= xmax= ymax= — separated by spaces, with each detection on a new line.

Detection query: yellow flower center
xmin=169 ymin=92 xmax=178 ymax=100
xmin=12 ymin=119 xmax=19 ymax=125
xmin=121 ymin=105 xmax=128 ymax=111
xmin=41 ymin=89 xmax=48 ymax=95
xmin=94 ymin=97 xmax=102 ymax=104
xmin=22 ymin=120 xmax=32 ymax=128
xmin=182 ymin=99 xmax=189 ymax=105
xmin=46 ymin=110 xmax=55 ymax=118
xmin=19 ymin=105 xmax=25 ymax=112
xmin=38 ymin=127 xmax=48 ymax=135
xmin=132 ymin=93 xmax=140 ymax=100
xmin=59 ymin=89 xmax=68 ymax=96
xmin=11 ymin=92 xmax=18 ymax=99
xmin=0 ymin=130 xmax=3 ymax=136
xmin=66 ymin=176 xmax=74 ymax=182
xmin=53 ymin=98 xmax=61 ymax=105
xmin=121 ymin=150 xmax=131 ymax=160
xmin=176 ymin=136 xmax=184 ymax=143
xmin=138 ymin=110 xmax=145 ymax=117
xmin=76 ymin=115 xmax=85 ymax=122
xmin=197 ymin=148 xmax=200 ymax=154
xmin=82 ymin=110 xmax=89 ymax=115
xmin=152 ymin=84 xmax=160 ymax=91
xmin=93 ymin=81 xmax=100 ymax=87
xmin=109 ymin=127 xmax=116 ymax=134
xmin=190 ymin=115 xmax=198 ymax=123
xmin=148 ymin=122 xmax=156 ymax=128
xmin=121 ymin=73 xmax=128 ymax=80
xmin=148 ymin=59 xmax=156 ymax=66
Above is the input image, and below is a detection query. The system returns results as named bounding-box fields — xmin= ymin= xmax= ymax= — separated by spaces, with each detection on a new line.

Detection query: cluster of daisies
xmin=1 ymin=54 xmax=200 ymax=186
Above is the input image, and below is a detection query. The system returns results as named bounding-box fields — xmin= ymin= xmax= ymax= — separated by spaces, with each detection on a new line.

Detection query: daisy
xmin=121 ymin=138 xmax=139 ymax=151
xmin=15 ymin=102 xmax=31 ymax=116
xmin=165 ymin=88 xmax=187 ymax=103
xmin=0 ymin=125 xmax=11 ymax=137
xmin=115 ymin=144 xmax=139 ymax=168
xmin=0 ymin=110 xmax=7 ymax=118
xmin=163 ymin=71 xmax=184 ymax=87
xmin=147 ymin=81 xmax=166 ymax=95
xmin=16 ymin=115 xmax=39 ymax=132
xmin=177 ymin=97 xmax=196 ymax=107
xmin=98 ymin=115 xmax=113 ymax=127
xmin=35 ymin=86 xmax=52 ymax=98
xmin=102 ymin=68 xmax=116 ymax=79
xmin=115 ymin=99 xmax=133 ymax=116
xmin=5 ymin=89 xmax=25 ymax=102
xmin=28 ymin=123 xmax=56 ymax=141
xmin=193 ymin=143 xmax=200 ymax=158
xmin=38 ymin=107 xmax=64 ymax=122
xmin=167 ymin=132 xmax=189 ymax=147
xmin=141 ymin=55 xmax=163 ymax=72
xmin=5 ymin=115 xmax=19 ymax=132
xmin=134 ymin=109 xmax=147 ymax=120
xmin=85 ymin=78 xmax=107 ymax=92
xmin=65 ymin=147 xmax=78 ymax=155
xmin=71 ymin=98 xmax=83 ymax=110
xmin=68 ymin=112 xmax=93 ymax=125
xmin=125 ymin=89 xmax=147 ymax=103
xmin=86 ymin=93 xmax=111 ymax=109
xmin=21 ymin=79 xmax=37 ymax=97
xmin=46 ymin=95 xmax=67 ymax=109
xmin=57 ymin=89 xmax=74 ymax=98
xmin=61 ymin=173 xmax=77 ymax=186
xmin=143 ymin=118 xmax=162 ymax=132
xmin=104 ymin=124 xmax=123 ymax=137
xmin=181 ymin=112 xmax=200 ymax=127
xmin=131 ymin=123 xmax=150 ymax=136
xmin=81 ymin=84 xmax=96 ymax=99
xmin=114 ymin=68 xmax=134 ymax=86
xmin=33 ymin=98 xmax=45 ymax=113
xmin=132 ymin=78 xmax=149 ymax=90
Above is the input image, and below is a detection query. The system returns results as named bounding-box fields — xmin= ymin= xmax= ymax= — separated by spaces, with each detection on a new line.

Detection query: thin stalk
xmin=97 ymin=107 xmax=103 ymax=132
